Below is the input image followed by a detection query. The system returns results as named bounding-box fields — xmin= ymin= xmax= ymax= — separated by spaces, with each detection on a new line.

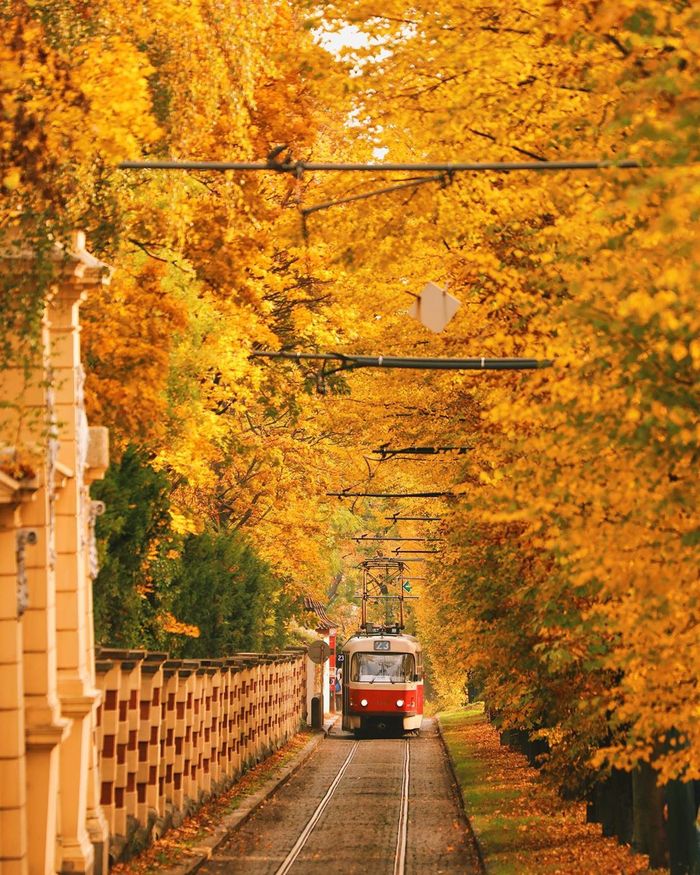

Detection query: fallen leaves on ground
xmin=113 ymin=730 xmax=313 ymax=874
xmin=441 ymin=706 xmax=656 ymax=875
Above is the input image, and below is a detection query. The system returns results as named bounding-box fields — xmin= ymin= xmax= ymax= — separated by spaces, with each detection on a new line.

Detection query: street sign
xmin=407 ymin=281 xmax=461 ymax=333
xmin=307 ymin=640 xmax=331 ymax=664
xmin=403 ymin=582 xmax=412 ymax=592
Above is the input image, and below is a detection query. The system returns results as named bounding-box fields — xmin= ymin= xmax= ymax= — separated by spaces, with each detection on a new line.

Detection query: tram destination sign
xmin=374 ymin=641 xmax=391 ymax=651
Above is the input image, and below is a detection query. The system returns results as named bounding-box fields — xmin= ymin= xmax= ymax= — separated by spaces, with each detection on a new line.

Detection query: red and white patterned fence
xmin=94 ymin=648 xmax=307 ymax=859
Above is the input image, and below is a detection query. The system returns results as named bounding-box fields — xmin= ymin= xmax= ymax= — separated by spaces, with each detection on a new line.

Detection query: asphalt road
xmin=199 ymin=718 xmax=482 ymax=874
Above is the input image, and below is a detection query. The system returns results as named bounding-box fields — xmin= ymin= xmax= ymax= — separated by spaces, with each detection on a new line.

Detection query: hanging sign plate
xmin=407 ymin=281 xmax=461 ymax=333
xmin=308 ymin=640 xmax=331 ymax=664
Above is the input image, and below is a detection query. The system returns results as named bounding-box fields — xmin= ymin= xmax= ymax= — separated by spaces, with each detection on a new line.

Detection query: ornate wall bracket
xmin=15 ymin=527 xmax=38 ymax=617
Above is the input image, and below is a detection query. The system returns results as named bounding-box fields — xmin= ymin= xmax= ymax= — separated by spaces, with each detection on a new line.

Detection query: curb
xmin=435 ymin=714 xmax=488 ymax=874
xmin=157 ymin=722 xmax=336 ymax=875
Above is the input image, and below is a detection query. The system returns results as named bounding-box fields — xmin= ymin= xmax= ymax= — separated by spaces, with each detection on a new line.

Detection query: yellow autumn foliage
xmin=2 ymin=0 xmax=699 ymax=791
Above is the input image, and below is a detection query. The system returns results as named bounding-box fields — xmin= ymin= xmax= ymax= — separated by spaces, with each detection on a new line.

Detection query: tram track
xmin=274 ymin=741 xmax=360 ymax=875
xmin=199 ymin=719 xmax=481 ymax=874
xmin=393 ymin=740 xmax=410 ymax=875
xmin=274 ymin=737 xmax=412 ymax=875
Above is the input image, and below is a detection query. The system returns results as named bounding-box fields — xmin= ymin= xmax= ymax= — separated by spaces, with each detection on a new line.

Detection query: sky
xmin=315 ymin=23 xmax=369 ymax=55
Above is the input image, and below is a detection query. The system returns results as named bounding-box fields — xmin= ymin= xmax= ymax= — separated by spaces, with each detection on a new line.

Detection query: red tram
xmin=341 ymin=624 xmax=424 ymax=736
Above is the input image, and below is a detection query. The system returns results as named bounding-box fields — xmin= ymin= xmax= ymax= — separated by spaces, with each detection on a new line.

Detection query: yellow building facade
xmin=0 ymin=235 xmax=307 ymax=873
xmin=0 ymin=233 xmax=111 ymax=874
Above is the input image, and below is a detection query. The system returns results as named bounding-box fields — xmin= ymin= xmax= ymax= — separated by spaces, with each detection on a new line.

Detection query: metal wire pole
xmin=328 ymin=492 xmax=453 ymax=498
xmin=251 ymin=351 xmax=552 ymax=370
xmin=373 ymin=446 xmax=473 ymax=456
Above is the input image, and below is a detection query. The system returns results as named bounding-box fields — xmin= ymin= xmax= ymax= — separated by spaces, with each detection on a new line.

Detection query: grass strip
xmin=439 ymin=704 xmax=654 ymax=875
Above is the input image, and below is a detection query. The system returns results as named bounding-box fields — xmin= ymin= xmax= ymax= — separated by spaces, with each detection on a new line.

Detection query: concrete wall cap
xmin=142 ymin=651 xmax=169 ymax=663
xmin=164 ymin=659 xmax=184 ymax=669
xmin=97 ymin=647 xmax=147 ymax=660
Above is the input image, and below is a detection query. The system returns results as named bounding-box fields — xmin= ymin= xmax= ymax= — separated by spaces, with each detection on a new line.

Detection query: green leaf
xmin=624 ymin=7 xmax=656 ymax=37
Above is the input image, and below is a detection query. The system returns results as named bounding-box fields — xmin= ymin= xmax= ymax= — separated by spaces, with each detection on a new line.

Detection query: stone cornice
xmin=25 ymin=716 xmax=72 ymax=750
xmin=0 ymin=230 xmax=112 ymax=289
xmin=0 ymin=468 xmax=39 ymax=505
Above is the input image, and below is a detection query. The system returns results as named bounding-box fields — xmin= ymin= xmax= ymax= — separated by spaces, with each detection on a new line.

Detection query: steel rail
xmin=274 ymin=742 xmax=359 ymax=875
xmin=394 ymin=740 xmax=411 ymax=875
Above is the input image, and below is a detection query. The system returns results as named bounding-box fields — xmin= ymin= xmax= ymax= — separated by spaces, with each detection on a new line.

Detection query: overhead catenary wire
xmin=385 ymin=516 xmax=442 ymax=521
xmin=119 ymin=155 xmax=658 ymax=227
xmin=352 ymin=537 xmax=443 ymax=542
xmin=301 ymin=174 xmax=446 ymax=215
xmin=119 ymin=157 xmax=647 ymax=174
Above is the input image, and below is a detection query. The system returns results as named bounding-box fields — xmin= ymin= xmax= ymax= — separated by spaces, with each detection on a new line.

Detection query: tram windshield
xmin=351 ymin=652 xmax=415 ymax=683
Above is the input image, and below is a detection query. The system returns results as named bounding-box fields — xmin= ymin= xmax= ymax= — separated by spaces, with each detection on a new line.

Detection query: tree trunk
xmin=632 ymin=761 xmax=669 ymax=869
xmin=500 ymin=728 xmax=526 ymax=753
xmin=665 ymin=778 xmax=700 ymax=875
xmin=587 ymin=770 xmax=632 ymax=841
xmin=608 ymin=769 xmax=634 ymax=844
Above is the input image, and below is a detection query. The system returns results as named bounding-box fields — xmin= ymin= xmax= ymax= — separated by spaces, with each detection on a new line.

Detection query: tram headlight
xmin=396 ymin=699 xmax=404 ymax=708
xmin=360 ymin=699 xmax=368 ymax=707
